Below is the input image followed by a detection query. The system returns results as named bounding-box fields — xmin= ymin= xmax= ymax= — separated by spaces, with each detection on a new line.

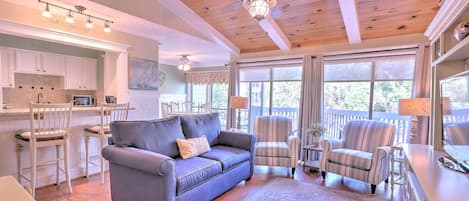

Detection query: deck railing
xmin=241 ymin=107 xmax=469 ymax=144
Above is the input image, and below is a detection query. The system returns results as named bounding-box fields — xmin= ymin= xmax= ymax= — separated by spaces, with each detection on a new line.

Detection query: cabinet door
xmin=82 ymin=58 xmax=97 ymax=90
xmin=41 ymin=53 xmax=65 ymax=76
xmin=65 ymin=56 xmax=83 ymax=90
xmin=15 ymin=49 xmax=40 ymax=74
xmin=1 ymin=48 xmax=15 ymax=88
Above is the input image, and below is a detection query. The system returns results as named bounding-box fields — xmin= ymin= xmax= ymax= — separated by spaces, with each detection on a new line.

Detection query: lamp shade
xmin=229 ymin=96 xmax=248 ymax=109
xmin=398 ymin=98 xmax=431 ymax=116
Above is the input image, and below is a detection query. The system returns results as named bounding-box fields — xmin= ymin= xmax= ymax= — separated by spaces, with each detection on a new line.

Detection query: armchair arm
xmin=321 ymin=138 xmax=344 ymax=151
xmin=368 ymin=146 xmax=392 ymax=185
xmin=287 ymin=134 xmax=299 ymax=168
xmin=320 ymin=138 xmax=344 ymax=171
xmin=102 ymin=145 xmax=175 ymax=176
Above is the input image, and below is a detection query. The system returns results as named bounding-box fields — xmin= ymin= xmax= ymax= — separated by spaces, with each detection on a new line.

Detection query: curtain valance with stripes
xmin=186 ymin=71 xmax=229 ymax=84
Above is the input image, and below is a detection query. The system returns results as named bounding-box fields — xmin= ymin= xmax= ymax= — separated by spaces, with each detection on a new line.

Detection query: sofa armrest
xmin=218 ymin=130 xmax=257 ymax=178
xmin=287 ymin=135 xmax=299 ymax=167
xmin=368 ymin=146 xmax=392 ymax=185
xmin=102 ymin=145 xmax=175 ymax=176
xmin=218 ymin=131 xmax=256 ymax=152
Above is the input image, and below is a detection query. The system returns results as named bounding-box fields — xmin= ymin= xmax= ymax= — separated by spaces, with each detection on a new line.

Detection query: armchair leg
xmin=371 ymin=184 xmax=377 ymax=194
xmin=385 ymin=178 xmax=389 ymax=183
xmin=321 ymin=171 xmax=326 ymax=179
xmin=291 ymin=168 xmax=295 ymax=176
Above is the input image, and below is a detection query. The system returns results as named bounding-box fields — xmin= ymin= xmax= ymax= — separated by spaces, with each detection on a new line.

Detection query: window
xmin=189 ymin=83 xmax=229 ymax=128
xmin=239 ymin=66 xmax=302 ymax=132
xmin=323 ymin=55 xmax=415 ymax=144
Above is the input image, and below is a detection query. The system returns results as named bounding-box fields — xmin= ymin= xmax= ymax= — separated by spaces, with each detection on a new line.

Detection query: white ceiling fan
xmin=177 ymin=55 xmax=200 ymax=71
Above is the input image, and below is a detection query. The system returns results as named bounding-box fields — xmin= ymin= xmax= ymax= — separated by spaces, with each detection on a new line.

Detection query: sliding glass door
xmin=239 ymin=66 xmax=302 ymax=132
xmin=323 ymin=55 xmax=415 ymax=143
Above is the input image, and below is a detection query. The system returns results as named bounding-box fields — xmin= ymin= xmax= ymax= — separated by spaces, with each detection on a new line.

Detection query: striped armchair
xmin=320 ymin=120 xmax=395 ymax=194
xmin=254 ymin=116 xmax=298 ymax=175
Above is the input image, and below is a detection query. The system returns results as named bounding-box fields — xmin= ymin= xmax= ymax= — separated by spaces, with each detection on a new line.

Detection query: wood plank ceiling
xmin=181 ymin=0 xmax=440 ymax=54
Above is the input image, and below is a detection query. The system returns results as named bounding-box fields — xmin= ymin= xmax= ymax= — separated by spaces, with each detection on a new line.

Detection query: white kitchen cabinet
xmin=15 ymin=49 xmax=38 ymax=74
xmin=1 ymin=48 xmax=15 ymax=88
xmin=40 ymin=53 xmax=65 ymax=76
xmin=15 ymin=49 xmax=65 ymax=76
xmin=82 ymin=58 xmax=97 ymax=90
xmin=65 ymin=56 xmax=97 ymax=90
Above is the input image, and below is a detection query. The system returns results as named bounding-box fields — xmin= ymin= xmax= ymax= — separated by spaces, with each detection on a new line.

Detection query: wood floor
xmin=36 ymin=166 xmax=402 ymax=201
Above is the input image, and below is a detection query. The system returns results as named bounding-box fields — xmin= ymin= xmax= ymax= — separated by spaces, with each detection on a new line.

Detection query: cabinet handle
xmin=84 ymin=86 xmax=87 ymax=89
xmin=79 ymin=85 xmax=82 ymax=88
xmin=36 ymin=69 xmax=40 ymax=72
xmin=9 ymin=84 xmax=12 ymax=87
xmin=42 ymin=69 xmax=46 ymax=72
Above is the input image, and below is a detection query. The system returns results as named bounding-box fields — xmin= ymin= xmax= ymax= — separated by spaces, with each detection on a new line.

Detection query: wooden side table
xmin=302 ymin=144 xmax=323 ymax=171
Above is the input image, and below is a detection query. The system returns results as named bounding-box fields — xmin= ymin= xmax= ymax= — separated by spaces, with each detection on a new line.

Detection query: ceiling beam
xmin=338 ymin=0 xmax=362 ymax=44
xmin=258 ymin=16 xmax=291 ymax=51
xmin=158 ymin=0 xmax=240 ymax=55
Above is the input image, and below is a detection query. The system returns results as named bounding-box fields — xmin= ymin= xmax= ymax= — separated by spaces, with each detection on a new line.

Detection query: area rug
xmin=242 ymin=178 xmax=387 ymax=201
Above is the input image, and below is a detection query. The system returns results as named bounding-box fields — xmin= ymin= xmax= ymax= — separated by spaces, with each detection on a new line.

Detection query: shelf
xmin=304 ymin=160 xmax=319 ymax=169
xmin=433 ymin=35 xmax=469 ymax=66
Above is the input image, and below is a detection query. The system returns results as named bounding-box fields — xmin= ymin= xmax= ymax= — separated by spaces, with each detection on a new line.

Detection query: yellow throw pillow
xmin=176 ymin=135 xmax=211 ymax=159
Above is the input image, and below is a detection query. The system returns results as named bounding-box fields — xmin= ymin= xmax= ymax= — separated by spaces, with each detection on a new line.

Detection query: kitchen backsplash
xmin=2 ymin=74 xmax=96 ymax=108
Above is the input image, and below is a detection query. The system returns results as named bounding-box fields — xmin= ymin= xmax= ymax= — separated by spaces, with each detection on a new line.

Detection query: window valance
xmin=186 ymin=71 xmax=229 ymax=84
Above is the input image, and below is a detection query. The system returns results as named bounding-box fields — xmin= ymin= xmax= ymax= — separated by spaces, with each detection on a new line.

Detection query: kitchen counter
xmin=0 ymin=106 xmax=134 ymax=120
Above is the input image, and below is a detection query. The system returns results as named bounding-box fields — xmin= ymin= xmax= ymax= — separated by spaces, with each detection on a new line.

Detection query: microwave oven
xmin=72 ymin=95 xmax=95 ymax=107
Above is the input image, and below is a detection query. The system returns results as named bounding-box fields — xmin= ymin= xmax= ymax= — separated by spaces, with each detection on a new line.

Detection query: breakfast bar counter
xmin=0 ymin=105 xmax=134 ymax=189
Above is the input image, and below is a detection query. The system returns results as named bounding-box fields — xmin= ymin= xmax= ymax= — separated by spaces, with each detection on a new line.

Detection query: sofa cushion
xmin=176 ymin=135 xmax=211 ymax=159
xmin=200 ymin=145 xmax=250 ymax=171
xmin=180 ymin=113 xmax=221 ymax=146
xmin=328 ymin=148 xmax=373 ymax=170
xmin=175 ymin=157 xmax=222 ymax=195
xmin=110 ymin=117 xmax=185 ymax=158
xmin=255 ymin=141 xmax=290 ymax=157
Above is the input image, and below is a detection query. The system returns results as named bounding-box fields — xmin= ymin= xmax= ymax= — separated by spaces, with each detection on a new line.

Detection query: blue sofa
xmin=102 ymin=113 xmax=256 ymax=201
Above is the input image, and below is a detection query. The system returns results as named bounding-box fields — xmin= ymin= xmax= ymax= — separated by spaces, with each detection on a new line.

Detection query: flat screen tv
xmin=441 ymin=70 xmax=469 ymax=173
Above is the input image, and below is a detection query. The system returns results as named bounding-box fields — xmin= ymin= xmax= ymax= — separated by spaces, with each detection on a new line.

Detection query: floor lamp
xmin=230 ymin=96 xmax=248 ymax=129
xmin=398 ymin=98 xmax=431 ymax=143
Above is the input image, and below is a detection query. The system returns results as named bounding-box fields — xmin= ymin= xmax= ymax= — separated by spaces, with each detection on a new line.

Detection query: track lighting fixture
xmin=38 ymin=0 xmax=113 ymax=33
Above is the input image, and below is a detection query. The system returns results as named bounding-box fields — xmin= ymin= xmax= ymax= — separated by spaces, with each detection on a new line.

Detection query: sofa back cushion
xmin=180 ymin=113 xmax=221 ymax=146
xmin=110 ymin=116 xmax=185 ymax=157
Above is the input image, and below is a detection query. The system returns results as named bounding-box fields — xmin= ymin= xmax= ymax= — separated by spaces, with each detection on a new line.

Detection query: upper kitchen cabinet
xmin=65 ymin=56 xmax=97 ymax=90
xmin=15 ymin=49 xmax=65 ymax=76
xmin=1 ymin=47 xmax=15 ymax=88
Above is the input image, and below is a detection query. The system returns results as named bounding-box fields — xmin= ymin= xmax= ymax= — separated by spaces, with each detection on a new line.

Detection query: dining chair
xmin=83 ymin=103 xmax=129 ymax=183
xmin=16 ymin=102 xmax=73 ymax=197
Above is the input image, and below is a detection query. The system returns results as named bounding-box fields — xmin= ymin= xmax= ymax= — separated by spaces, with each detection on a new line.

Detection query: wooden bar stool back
xmin=16 ymin=102 xmax=73 ymax=198
xmin=84 ymin=103 xmax=129 ymax=183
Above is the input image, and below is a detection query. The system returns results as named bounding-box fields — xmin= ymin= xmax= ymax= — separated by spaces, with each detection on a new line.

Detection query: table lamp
xmin=398 ymin=98 xmax=431 ymax=142
xmin=229 ymin=96 xmax=248 ymax=129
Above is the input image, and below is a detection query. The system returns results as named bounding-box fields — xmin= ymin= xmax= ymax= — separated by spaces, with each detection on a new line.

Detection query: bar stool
xmin=84 ymin=103 xmax=129 ymax=183
xmin=16 ymin=102 xmax=73 ymax=198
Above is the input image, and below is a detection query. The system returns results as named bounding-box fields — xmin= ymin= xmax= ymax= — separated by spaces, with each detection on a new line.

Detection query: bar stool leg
xmin=64 ymin=139 xmax=72 ymax=193
xmin=84 ymin=135 xmax=89 ymax=178
xmin=30 ymin=143 xmax=37 ymax=198
xmin=16 ymin=144 xmax=23 ymax=184
xmin=56 ymin=145 xmax=61 ymax=185
xmin=99 ymin=135 xmax=105 ymax=184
